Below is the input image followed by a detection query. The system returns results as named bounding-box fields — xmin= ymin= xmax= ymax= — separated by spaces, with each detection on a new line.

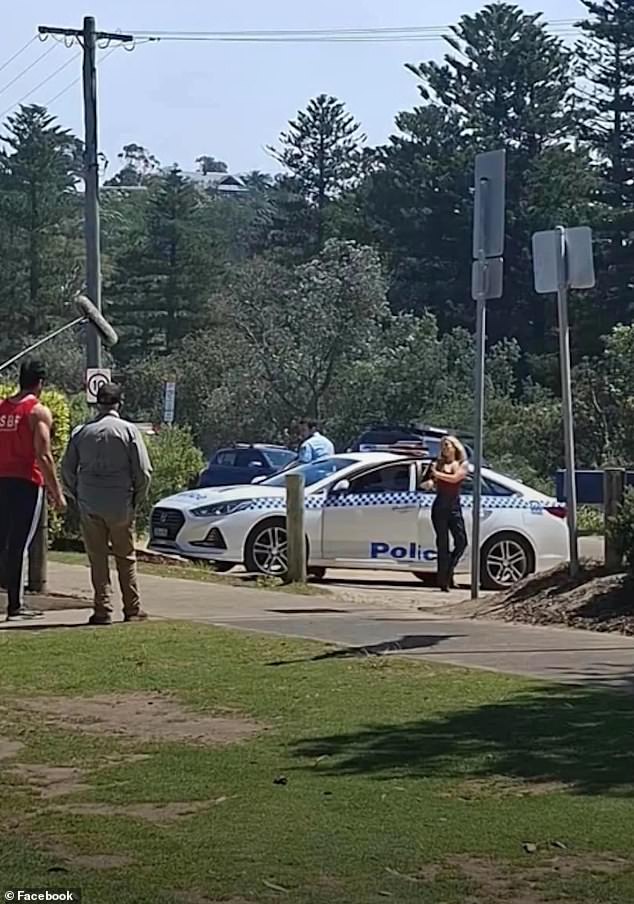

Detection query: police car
xmin=148 ymin=451 xmax=568 ymax=590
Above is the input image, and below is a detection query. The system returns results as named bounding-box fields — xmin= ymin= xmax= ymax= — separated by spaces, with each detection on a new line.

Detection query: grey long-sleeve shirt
xmin=62 ymin=411 xmax=153 ymax=520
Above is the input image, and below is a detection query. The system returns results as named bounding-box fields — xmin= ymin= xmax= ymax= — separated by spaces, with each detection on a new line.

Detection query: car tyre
xmin=481 ymin=532 xmax=534 ymax=591
xmin=245 ymin=518 xmax=290 ymax=577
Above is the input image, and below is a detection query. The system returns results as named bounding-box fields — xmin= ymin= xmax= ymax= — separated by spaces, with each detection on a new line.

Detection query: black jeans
xmin=432 ymin=494 xmax=468 ymax=588
xmin=0 ymin=478 xmax=43 ymax=614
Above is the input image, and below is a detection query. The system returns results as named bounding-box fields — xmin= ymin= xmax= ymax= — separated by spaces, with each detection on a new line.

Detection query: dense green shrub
xmin=609 ymin=488 xmax=634 ymax=572
xmin=136 ymin=427 xmax=204 ymax=534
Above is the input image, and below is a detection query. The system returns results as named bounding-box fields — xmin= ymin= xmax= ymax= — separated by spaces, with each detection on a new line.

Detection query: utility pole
xmin=38 ymin=18 xmax=133 ymax=369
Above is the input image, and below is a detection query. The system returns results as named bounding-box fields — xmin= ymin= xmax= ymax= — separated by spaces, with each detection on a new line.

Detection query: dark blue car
xmin=198 ymin=444 xmax=297 ymax=488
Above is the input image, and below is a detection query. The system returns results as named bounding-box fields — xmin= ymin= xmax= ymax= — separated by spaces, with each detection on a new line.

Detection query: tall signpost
xmin=532 ymin=225 xmax=595 ymax=578
xmin=470 ymin=150 xmax=506 ymax=600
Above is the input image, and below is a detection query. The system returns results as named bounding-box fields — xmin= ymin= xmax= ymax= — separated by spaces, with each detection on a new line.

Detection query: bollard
xmin=286 ymin=473 xmax=307 ymax=584
xmin=603 ymin=467 xmax=625 ymax=571
xmin=28 ymin=498 xmax=48 ymax=593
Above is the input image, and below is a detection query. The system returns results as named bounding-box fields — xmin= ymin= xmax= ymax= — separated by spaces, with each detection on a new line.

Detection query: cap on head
xmin=96 ymin=382 xmax=123 ymax=408
xmin=19 ymin=358 xmax=46 ymax=391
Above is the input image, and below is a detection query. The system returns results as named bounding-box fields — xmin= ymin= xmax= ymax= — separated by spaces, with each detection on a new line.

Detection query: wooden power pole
xmin=38 ymin=17 xmax=133 ymax=369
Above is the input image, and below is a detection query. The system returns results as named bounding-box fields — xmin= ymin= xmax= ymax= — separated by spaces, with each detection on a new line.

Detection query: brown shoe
xmin=123 ymin=610 xmax=148 ymax=623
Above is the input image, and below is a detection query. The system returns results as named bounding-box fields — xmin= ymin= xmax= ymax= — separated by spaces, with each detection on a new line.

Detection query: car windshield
xmin=265 ymin=449 xmax=297 ymax=468
xmin=262 ymin=457 xmax=356 ymax=488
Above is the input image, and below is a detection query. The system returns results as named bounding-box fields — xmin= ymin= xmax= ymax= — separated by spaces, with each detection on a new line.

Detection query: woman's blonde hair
xmin=440 ymin=435 xmax=467 ymax=464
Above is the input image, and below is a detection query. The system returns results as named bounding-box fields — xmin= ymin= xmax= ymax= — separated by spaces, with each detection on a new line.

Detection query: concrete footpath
xmin=3 ymin=561 xmax=634 ymax=693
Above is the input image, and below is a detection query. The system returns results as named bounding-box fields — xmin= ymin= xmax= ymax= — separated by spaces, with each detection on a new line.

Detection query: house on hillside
xmin=163 ymin=169 xmax=247 ymax=195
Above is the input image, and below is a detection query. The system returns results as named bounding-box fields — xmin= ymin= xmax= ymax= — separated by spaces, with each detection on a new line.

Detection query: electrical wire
xmin=0 ymin=51 xmax=80 ymax=119
xmin=0 ymin=40 xmax=57 ymax=97
xmin=44 ymin=44 xmax=123 ymax=107
xmin=0 ymin=35 xmax=38 ymax=77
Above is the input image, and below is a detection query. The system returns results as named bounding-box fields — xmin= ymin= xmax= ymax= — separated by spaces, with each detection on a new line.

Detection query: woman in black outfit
xmin=424 ymin=437 xmax=469 ymax=592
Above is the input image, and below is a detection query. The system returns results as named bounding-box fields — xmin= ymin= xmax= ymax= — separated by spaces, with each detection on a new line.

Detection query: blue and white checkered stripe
xmin=243 ymin=492 xmax=557 ymax=514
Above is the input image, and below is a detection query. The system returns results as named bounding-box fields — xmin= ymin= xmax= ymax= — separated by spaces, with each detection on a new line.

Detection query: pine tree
xmin=576 ymin=0 xmax=634 ymax=340
xmin=108 ymin=168 xmax=222 ymax=361
xmin=269 ymin=94 xmax=365 ymax=249
xmin=0 ymin=104 xmax=82 ymax=347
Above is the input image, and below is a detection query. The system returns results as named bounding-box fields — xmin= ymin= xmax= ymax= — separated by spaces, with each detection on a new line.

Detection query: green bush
xmin=609 ymin=488 xmax=634 ymax=572
xmin=136 ymin=426 xmax=205 ymax=534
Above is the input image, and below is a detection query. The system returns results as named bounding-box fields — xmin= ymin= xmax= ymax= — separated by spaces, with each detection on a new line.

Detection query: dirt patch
xmin=13 ymin=693 xmax=262 ymax=746
xmin=407 ymin=854 xmax=633 ymax=904
xmin=0 ymin=736 xmax=24 ymax=760
xmin=55 ymin=797 xmax=231 ymax=826
xmin=9 ymin=765 xmax=91 ymax=799
xmin=440 ymin=776 xmax=571 ymax=801
xmin=474 ymin=561 xmax=634 ymax=634
xmin=32 ymin=837 xmax=134 ymax=870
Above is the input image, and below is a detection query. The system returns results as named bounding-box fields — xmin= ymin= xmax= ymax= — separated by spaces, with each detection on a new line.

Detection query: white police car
xmin=148 ymin=452 xmax=569 ymax=590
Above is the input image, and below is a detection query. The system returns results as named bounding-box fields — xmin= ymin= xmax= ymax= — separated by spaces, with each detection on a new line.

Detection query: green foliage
xmin=136 ymin=427 xmax=204 ymax=532
xmin=608 ymin=488 xmax=634 ymax=571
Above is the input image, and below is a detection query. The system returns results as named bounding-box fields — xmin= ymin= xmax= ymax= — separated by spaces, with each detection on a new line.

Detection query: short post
xmin=286 ymin=473 xmax=306 ymax=584
xmin=28 ymin=499 xmax=48 ymax=593
xmin=604 ymin=467 xmax=625 ymax=571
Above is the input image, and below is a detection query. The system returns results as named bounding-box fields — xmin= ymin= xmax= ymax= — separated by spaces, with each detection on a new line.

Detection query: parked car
xmin=348 ymin=424 xmax=478 ymax=460
xmin=150 ymin=451 xmax=568 ymax=590
xmin=197 ymin=444 xmax=296 ymax=488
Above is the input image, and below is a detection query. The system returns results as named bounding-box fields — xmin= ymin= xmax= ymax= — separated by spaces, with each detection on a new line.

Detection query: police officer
xmin=297 ymin=419 xmax=334 ymax=463
xmin=62 ymin=383 xmax=152 ymax=625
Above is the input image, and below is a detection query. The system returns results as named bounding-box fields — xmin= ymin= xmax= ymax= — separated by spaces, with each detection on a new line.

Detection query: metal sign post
xmin=470 ymin=150 xmax=506 ymax=600
xmin=532 ymin=225 xmax=595 ymax=579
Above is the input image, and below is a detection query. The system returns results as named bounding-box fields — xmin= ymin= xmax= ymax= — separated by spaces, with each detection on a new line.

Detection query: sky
xmin=1 ymin=0 xmax=587 ymax=177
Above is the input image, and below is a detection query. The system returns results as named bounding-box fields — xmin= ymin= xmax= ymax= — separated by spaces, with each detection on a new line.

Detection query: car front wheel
xmin=481 ymin=532 xmax=534 ymax=591
xmin=245 ymin=518 xmax=289 ymax=576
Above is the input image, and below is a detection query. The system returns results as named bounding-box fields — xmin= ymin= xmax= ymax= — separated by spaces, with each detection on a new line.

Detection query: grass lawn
xmin=49 ymin=549 xmax=320 ymax=595
xmin=1 ymin=622 xmax=634 ymax=903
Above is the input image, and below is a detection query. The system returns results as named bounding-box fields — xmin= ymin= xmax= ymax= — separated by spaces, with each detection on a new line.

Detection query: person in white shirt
xmin=297 ymin=419 xmax=335 ymax=463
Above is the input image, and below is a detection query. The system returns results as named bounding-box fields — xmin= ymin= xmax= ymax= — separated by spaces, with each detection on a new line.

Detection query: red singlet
xmin=0 ymin=395 xmax=44 ymax=486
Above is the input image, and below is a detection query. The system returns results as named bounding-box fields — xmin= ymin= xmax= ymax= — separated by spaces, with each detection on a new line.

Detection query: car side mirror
xmin=331 ymin=479 xmax=350 ymax=495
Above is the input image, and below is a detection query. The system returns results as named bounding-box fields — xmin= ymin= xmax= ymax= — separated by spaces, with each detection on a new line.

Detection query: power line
xmin=0 ymin=51 xmax=80 ymax=120
xmin=0 ymin=35 xmax=38 ymax=76
xmin=44 ymin=44 xmax=123 ymax=107
xmin=0 ymin=40 xmax=57 ymax=97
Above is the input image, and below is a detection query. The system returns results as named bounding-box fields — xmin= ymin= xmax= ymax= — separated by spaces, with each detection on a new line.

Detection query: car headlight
xmin=191 ymin=499 xmax=255 ymax=518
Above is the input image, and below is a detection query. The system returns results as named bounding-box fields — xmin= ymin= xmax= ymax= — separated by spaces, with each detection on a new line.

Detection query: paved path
xmin=3 ymin=560 xmax=633 ymax=693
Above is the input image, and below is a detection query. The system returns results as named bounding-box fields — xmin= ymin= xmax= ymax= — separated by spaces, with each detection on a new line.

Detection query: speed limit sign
xmin=85 ymin=368 xmax=112 ymax=403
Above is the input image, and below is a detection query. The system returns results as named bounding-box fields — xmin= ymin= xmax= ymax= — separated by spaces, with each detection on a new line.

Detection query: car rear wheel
xmin=245 ymin=518 xmax=289 ymax=576
xmin=481 ymin=532 xmax=534 ymax=591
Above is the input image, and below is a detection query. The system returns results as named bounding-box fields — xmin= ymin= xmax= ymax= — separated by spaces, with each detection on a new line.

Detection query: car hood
xmin=156 ymin=484 xmax=287 ymax=511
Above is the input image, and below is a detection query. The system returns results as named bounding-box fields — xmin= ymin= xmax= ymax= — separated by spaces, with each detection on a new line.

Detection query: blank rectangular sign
xmin=533 ymin=227 xmax=595 ymax=294
xmin=471 ymin=258 xmax=504 ymax=300
xmin=473 ymin=149 xmax=506 ymax=260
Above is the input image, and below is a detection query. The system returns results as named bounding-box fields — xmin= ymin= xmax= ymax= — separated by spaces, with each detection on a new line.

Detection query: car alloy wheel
xmin=251 ymin=524 xmax=288 ymax=575
xmin=483 ymin=535 xmax=531 ymax=589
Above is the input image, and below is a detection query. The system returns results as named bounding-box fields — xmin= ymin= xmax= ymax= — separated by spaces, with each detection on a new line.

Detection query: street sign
xmin=471 ymin=258 xmax=504 ymax=301
xmin=163 ymin=381 xmax=176 ymax=425
xmin=532 ymin=226 xmax=595 ymax=294
xmin=85 ymin=367 xmax=111 ymax=403
xmin=473 ymin=149 xmax=506 ymax=259
xmin=470 ymin=149 xmax=506 ymax=602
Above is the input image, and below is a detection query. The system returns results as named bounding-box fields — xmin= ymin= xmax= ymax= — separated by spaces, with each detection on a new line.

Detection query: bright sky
xmin=1 ymin=0 xmax=586 ymax=176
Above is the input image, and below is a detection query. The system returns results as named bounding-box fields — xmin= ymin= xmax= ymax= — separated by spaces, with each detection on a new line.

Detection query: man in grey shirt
xmin=62 ymin=383 xmax=152 ymax=625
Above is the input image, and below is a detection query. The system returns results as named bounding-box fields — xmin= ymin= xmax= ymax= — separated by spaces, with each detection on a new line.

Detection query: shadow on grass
xmin=268 ymin=633 xmax=461 ymax=665
xmin=291 ymin=684 xmax=634 ymax=796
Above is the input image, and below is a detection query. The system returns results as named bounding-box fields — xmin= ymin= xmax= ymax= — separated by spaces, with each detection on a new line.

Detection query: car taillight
xmin=545 ymin=505 xmax=567 ymax=519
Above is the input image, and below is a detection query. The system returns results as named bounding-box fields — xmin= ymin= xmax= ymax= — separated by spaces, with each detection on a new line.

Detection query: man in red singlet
xmin=0 ymin=359 xmax=66 ymax=621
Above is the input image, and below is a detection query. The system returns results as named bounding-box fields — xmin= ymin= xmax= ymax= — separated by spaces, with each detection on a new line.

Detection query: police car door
xmin=321 ymin=462 xmax=418 ymax=566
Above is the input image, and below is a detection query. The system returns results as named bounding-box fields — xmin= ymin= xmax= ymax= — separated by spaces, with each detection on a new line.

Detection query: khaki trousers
xmin=80 ymin=513 xmax=141 ymax=617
